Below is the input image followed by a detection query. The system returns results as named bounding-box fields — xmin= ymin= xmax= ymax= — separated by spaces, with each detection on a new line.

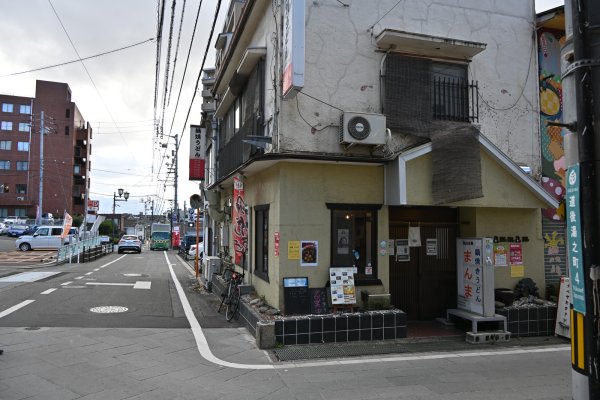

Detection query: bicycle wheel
xmin=225 ymin=286 xmax=241 ymax=321
xmin=217 ymin=281 xmax=232 ymax=313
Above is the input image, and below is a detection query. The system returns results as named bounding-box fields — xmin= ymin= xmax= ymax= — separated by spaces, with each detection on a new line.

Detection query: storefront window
xmin=328 ymin=204 xmax=379 ymax=280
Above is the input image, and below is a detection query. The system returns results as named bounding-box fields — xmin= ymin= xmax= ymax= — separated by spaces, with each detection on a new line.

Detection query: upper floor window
xmin=17 ymin=142 xmax=29 ymax=152
xmin=432 ymin=62 xmax=474 ymax=123
xmin=65 ymin=126 xmax=70 ymax=135
xmin=18 ymin=123 xmax=29 ymax=132
xmin=14 ymin=208 xmax=26 ymax=217
xmin=74 ymin=164 xmax=81 ymax=174
xmin=16 ymin=184 xmax=26 ymax=194
xmin=0 ymin=208 xmax=7 ymax=217
xmin=2 ymin=103 xmax=13 ymax=113
xmin=0 ymin=161 xmax=10 ymax=170
xmin=0 ymin=184 xmax=8 ymax=193
xmin=66 ymin=108 xmax=71 ymax=118
xmin=1 ymin=121 xmax=12 ymax=131
xmin=0 ymin=141 xmax=10 ymax=150
xmin=20 ymin=105 xmax=31 ymax=114
xmin=16 ymin=161 xmax=28 ymax=171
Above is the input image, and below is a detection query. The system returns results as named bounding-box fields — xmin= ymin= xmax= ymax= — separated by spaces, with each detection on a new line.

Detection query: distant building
xmin=0 ymin=80 xmax=92 ymax=219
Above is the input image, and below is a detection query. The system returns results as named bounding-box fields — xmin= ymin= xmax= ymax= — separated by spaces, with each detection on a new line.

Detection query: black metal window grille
xmin=432 ymin=77 xmax=478 ymax=123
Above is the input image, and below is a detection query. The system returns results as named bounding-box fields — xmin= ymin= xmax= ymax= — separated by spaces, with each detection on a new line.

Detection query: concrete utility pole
xmin=567 ymin=0 xmax=600 ymax=398
xmin=37 ymin=111 xmax=44 ymax=226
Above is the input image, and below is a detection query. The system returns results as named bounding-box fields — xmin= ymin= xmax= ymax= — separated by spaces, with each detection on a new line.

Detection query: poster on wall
xmin=274 ymin=232 xmax=280 ymax=257
xmin=288 ymin=241 xmax=300 ymax=260
xmin=493 ymin=243 xmax=508 ymax=267
xmin=337 ymin=229 xmax=349 ymax=254
xmin=232 ymin=176 xmax=248 ymax=265
xmin=426 ymin=239 xmax=438 ymax=256
xmin=396 ymin=239 xmax=409 ymax=262
xmin=329 ymin=267 xmax=356 ymax=305
xmin=509 ymin=243 xmax=523 ymax=265
xmin=300 ymin=240 xmax=318 ymax=266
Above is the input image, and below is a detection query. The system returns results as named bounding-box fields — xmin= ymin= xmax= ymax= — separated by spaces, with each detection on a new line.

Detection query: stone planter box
xmin=496 ymin=304 xmax=557 ymax=337
xmin=211 ymin=274 xmax=407 ymax=348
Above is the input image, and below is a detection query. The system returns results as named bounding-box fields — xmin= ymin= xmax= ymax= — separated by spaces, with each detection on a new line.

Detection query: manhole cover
xmin=90 ymin=306 xmax=128 ymax=314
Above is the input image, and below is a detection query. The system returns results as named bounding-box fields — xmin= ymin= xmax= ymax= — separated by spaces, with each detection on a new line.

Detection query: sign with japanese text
xmin=329 ymin=267 xmax=356 ymax=305
xmin=493 ymin=243 xmax=508 ymax=266
xmin=288 ymin=241 xmax=300 ymax=260
xmin=87 ymin=199 xmax=99 ymax=212
xmin=282 ymin=0 xmax=305 ymax=98
xmin=509 ymin=243 xmax=523 ymax=265
xmin=395 ymin=239 xmax=409 ymax=262
xmin=274 ymin=232 xmax=280 ymax=256
xmin=232 ymin=176 xmax=247 ymax=265
xmin=457 ymin=239 xmax=483 ymax=315
xmin=189 ymin=125 xmax=205 ymax=180
xmin=566 ymin=165 xmax=586 ymax=314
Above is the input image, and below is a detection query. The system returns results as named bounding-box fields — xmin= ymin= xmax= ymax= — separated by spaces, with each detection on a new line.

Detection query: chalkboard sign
xmin=309 ymin=288 xmax=329 ymax=315
xmin=283 ymin=277 xmax=310 ymax=315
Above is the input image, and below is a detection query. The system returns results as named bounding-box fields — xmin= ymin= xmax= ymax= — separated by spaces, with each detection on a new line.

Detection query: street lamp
xmin=112 ymin=188 xmax=129 ymax=239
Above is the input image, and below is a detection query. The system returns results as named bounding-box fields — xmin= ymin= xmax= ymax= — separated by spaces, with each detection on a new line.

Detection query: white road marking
xmin=85 ymin=281 xmax=151 ymax=290
xmin=40 ymin=288 xmax=57 ymax=295
xmin=93 ymin=269 xmax=100 ymax=272
xmin=61 ymin=281 xmax=72 ymax=286
xmin=0 ymin=300 xmax=35 ymax=319
xmin=165 ymin=252 xmax=571 ymax=371
xmin=123 ymin=273 xmax=142 ymax=277
xmin=0 ymin=271 xmax=61 ymax=283
xmin=85 ymin=272 xmax=93 ymax=276
xmin=74 ymin=276 xmax=84 ymax=280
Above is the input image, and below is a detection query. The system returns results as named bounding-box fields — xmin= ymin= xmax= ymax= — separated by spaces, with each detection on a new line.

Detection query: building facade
xmin=197 ymin=0 xmax=558 ymax=319
xmin=0 ymin=80 xmax=92 ymax=219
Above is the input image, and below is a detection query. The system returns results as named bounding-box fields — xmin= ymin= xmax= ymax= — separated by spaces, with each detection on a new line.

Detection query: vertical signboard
xmin=566 ymin=165 xmax=586 ymax=314
xmin=87 ymin=199 xmax=99 ymax=212
xmin=282 ymin=0 xmax=305 ymax=99
xmin=457 ymin=238 xmax=484 ymax=315
xmin=189 ymin=125 xmax=205 ymax=180
xmin=232 ymin=176 xmax=247 ymax=265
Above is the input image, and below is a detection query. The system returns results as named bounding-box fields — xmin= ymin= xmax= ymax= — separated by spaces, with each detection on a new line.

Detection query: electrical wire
xmin=167 ymin=0 xmax=187 ymax=107
xmin=367 ymin=0 xmax=402 ymax=32
xmin=0 ymin=38 xmax=154 ymax=78
xmin=159 ymin=0 xmax=178 ymax=136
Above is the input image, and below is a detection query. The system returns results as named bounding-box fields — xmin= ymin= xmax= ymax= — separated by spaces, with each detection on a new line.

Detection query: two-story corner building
xmin=199 ymin=0 xmax=558 ymax=321
xmin=0 ymin=80 xmax=92 ymax=219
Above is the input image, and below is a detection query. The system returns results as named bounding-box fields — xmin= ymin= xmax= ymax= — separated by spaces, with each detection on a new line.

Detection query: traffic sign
xmin=566 ymin=165 xmax=586 ymax=315
xmin=190 ymin=194 xmax=202 ymax=209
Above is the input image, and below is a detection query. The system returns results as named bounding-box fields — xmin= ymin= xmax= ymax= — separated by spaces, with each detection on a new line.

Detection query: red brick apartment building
xmin=0 ymin=80 xmax=91 ymax=219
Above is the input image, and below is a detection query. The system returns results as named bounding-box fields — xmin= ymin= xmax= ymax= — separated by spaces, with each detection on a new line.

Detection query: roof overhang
xmin=386 ymin=134 xmax=559 ymax=208
xmin=375 ymin=29 xmax=486 ymax=59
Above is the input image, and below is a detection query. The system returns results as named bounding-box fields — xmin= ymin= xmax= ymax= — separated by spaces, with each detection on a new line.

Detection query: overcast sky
xmin=0 ymin=0 xmax=564 ymax=216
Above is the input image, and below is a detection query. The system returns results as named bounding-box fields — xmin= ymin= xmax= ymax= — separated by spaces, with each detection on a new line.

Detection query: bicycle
xmin=217 ymin=267 xmax=245 ymax=321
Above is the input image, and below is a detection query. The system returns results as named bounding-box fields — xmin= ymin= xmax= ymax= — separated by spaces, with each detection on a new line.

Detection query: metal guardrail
xmin=56 ymin=234 xmax=102 ymax=264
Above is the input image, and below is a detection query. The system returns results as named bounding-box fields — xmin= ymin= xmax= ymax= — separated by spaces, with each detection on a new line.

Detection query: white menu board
xmin=457 ymin=238 xmax=484 ymax=315
xmin=329 ymin=267 xmax=356 ymax=305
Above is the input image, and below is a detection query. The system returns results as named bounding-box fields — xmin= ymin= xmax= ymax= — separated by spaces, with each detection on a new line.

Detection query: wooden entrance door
xmin=389 ymin=209 xmax=458 ymax=320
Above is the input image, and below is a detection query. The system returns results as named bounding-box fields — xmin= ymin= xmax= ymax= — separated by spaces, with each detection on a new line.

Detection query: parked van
xmin=3 ymin=216 xmax=26 ymax=226
xmin=15 ymin=226 xmax=78 ymax=251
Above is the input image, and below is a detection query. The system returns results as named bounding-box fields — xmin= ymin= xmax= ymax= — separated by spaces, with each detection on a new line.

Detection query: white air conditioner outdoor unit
xmin=204 ymin=256 xmax=221 ymax=284
xmin=339 ymin=112 xmax=387 ymax=146
xmin=16 ymin=197 xmax=24 ymax=201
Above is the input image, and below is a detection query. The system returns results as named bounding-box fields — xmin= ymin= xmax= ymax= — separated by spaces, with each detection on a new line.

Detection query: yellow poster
xmin=510 ymin=265 xmax=525 ymax=278
xmin=288 ymin=241 xmax=300 ymax=260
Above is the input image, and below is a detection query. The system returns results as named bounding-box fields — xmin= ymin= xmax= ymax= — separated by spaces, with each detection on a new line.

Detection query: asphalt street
xmin=0 ymin=248 xmax=573 ymax=399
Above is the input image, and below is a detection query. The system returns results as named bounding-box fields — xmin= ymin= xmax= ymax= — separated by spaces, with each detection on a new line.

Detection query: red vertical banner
xmin=274 ymin=232 xmax=280 ymax=256
xmin=233 ymin=176 xmax=248 ymax=265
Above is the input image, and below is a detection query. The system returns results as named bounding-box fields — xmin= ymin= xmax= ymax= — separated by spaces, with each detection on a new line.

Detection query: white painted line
xmin=74 ymin=276 xmax=84 ymax=280
xmin=0 ymin=271 xmax=61 ymax=283
xmin=165 ymin=252 xmax=571 ymax=371
xmin=61 ymin=281 xmax=72 ymax=286
xmin=85 ymin=281 xmax=151 ymax=290
xmin=133 ymin=281 xmax=151 ymax=289
xmin=0 ymin=300 xmax=35 ymax=319
xmin=123 ymin=273 xmax=142 ymax=277
xmin=93 ymin=269 xmax=100 ymax=272
xmin=40 ymin=288 xmax=57 ymax=295
xmin=85 ymin=272 xmax=93 ymax=276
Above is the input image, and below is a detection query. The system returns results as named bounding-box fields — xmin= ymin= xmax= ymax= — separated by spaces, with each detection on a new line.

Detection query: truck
xmin=135 ymin=224 xmax=145 ymax=241
xmin=150 ymin=223 xmax=170 ymax=250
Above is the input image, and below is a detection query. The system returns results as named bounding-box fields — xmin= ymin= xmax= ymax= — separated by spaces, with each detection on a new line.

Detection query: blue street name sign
xmin=566 ymin=165 xmax=586 ymax=315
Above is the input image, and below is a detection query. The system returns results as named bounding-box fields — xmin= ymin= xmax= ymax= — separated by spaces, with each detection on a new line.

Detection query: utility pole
xmin=567 ymin=0 xmax=600 ymax=398
xmin=37 ymin=111 xmax=44 ymax=226
xmin=173 ymin=136 xmax=179 ymax=228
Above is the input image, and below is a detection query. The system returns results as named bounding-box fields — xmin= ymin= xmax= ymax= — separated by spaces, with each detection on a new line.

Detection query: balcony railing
xmin=432 ymin=77 xmax=478 ymax=123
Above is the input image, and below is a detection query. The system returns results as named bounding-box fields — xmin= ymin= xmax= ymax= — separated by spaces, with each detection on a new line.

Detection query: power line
xmin=167 ymin=0 xmax=187 ymax=107
xmin=159 ymin=0 xmax=178 ymax=137
xmin=0 ymin=38 xmax=154 ymax=78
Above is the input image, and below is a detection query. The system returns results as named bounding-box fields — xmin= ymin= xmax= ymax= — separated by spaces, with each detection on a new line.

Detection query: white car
xmin=15 ymin=226 xmax=76 ymax=251
xmin=0 ymin=223 xmax=7 ymax=235
xmin=186 ymin=242 xmax=204 ymax=260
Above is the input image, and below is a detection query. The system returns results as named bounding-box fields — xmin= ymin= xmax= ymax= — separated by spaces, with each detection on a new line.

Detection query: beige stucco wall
xmin=458 ymin=207 xmax=546 ymax=297
xmin=241 ymin=161 xmax=388 ymax=311
xmin=406 ymin=150 xmax=548 ymax=209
